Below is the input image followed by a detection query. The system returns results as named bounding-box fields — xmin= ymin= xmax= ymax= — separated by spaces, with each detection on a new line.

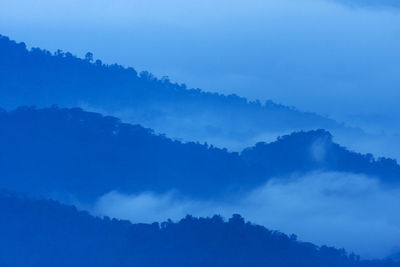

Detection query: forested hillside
xmin=0 ymin=106 xmax=398 ymax=202
xmin=0 ymin=34 xmax=355 ymax=150
xmin=0 ymin=191 xmax=397 ymax=267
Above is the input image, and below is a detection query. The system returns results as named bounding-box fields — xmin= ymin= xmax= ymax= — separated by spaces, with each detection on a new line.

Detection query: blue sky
xmin=0 ymin=0 xmax=399 ymax=133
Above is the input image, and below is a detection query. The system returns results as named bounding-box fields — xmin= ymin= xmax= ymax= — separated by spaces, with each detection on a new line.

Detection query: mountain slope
xmin=0 ymin=191 xmax=398 ymax=267
xmin=242 ymin=130 xmax=400 ymax=184
xmin=0 ymin=34 xmax=356 ymax=150
xmin=0 ymin=107 xmax=398 ymax=202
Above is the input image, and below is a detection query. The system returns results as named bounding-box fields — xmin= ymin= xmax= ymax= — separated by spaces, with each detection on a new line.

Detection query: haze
xmin=1 ymin=0 xmax=399 ymax=135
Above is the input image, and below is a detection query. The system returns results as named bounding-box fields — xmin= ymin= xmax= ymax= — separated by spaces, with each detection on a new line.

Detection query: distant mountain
xmin=0 ymin=191 xmax=398 ymax=267
xmin=0 ymin=107 xmax=398 ymax=202
xmin=0 ymin=34 xmax=359 ymax=151
xmin=242 ymin=130 xmax=400 ymax=184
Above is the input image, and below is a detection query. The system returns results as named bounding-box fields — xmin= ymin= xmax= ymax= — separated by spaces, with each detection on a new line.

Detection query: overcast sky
xmin=0 ymin=0 xmax=399 ymax=133
xmin=2 ymin=1 xmax=399 ymax=258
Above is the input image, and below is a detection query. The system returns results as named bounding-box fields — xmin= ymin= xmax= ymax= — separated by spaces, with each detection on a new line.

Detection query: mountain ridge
xmin=0 ymin=106 xmax=397 ymax=202
xmin=0 ymin=190 xmax=398 ymax=267
xmin=0 ymin=34 xmax=362 ymax=152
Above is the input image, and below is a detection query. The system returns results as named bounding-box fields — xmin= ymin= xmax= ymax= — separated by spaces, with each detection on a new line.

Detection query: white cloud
xmin=92 ymin=172 xmax=400 ymax=259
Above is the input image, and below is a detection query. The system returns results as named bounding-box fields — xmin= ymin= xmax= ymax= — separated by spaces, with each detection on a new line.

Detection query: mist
xmin=92 ymin=171 xmax=400 ymax=259
xmin=1 ymin=0 xmax=400 ymax=265
xmin=0 ymin=0 xmax=399 ymax=137
xmin=83 ymin=103 xmax=400 ymax=161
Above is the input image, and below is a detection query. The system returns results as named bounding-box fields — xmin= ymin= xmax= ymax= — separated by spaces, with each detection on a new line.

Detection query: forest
xmin=0 ymin=106 xmax=398 ymax=202
xmin=0 ymin=34 xmax=357 ymax=151
xmin=0 ymin=191 xmax=398 ymax=267
xmin=0 ymin=30 xmax=399 ymax=266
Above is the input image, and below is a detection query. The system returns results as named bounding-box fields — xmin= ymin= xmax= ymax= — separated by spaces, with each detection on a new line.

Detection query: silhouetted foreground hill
xmin=0 ymin=191 xmax=397 ymax=267
xmin=0 ymin=107 xmax=398 ymax=202
xmin=0 ymin=34 xmax=356 ymax=150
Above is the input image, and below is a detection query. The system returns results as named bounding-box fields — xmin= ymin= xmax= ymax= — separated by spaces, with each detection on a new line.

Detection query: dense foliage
xmin=0 ymin=191 xmax=397 ymax=267
xmin=1 ymin=34 xmax=398 ymax=266
xmin=0 ymin=107 xmax=398 ymax=202
xmin=0 ymin=34 xmax=353 ymax=148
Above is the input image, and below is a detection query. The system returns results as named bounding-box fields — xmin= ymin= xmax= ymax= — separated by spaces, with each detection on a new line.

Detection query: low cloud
xmin=92 ymin=172 xmax=400 ymax=259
